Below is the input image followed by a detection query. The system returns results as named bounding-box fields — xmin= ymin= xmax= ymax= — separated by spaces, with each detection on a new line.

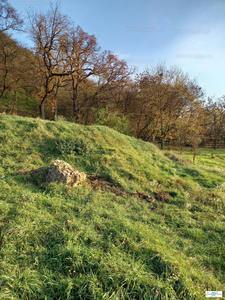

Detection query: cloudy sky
xmin=8 ymin=0 xmax=225 ymax=98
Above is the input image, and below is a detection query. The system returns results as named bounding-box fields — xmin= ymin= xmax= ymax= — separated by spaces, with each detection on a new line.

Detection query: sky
xmin=7 ymin=0 xmax=225 ymax=99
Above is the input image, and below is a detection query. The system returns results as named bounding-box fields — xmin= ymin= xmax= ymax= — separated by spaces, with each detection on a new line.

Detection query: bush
xmin=91 ymin=107 xmax=131 ymax=135
xmin=56 ymin=115 xmax=67 ymax=122
xmin=56 ymin=138 xmax=92 ymax=156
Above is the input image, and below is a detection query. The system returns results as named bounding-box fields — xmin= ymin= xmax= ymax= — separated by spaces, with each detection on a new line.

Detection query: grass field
xmin=167 ymin=146 xmax=225 ymax=167
xmin=0 ymin=113 xmax=224 ymax=299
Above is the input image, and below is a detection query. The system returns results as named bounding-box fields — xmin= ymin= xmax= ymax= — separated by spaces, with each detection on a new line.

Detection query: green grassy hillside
xmin=0 ymin=114 xmax=224 ymax=299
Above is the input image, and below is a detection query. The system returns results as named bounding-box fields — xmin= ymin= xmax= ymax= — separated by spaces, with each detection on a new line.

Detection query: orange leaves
xmin=131 ymin=65 xmax=204 ymax=146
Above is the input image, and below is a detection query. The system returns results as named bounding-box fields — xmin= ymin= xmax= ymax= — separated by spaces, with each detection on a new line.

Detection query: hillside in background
xmin=0 ymin=113 xmax=225 ymax=299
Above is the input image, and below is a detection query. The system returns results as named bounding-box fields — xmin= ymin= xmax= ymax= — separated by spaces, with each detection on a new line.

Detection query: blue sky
xmin=8 ymin=0 xmax=225 ymax=98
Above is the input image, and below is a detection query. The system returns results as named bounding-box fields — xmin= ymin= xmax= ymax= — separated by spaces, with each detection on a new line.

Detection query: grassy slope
xmin=0 ymin=114 xmax=224 ymax=300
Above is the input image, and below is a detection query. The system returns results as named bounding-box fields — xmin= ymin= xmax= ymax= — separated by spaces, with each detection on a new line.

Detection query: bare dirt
xmin=6 ymin=168 xmax=170 ymax=209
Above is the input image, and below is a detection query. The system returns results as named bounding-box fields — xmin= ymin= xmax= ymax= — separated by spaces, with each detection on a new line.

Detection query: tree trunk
xmin=180 ymin=143 xmax=183 ymax=154
xmin=12 ymin=90 xmax=18 ymax=114
xmin=72 ymin=87 xmax=80 ymax=122
xmin=0 ymin=87 xmax=6 ymax=103
xmin=39 ymin=98 xmax=46 ymax=120
xmin=193 ymin=146 xmax=197 ymax=163
xmin=214 ymin=136 xmax=218 ymax=150
xmin=161 ymin=139 xmax=164 ymax=150
xmin=53 ymin=85 xmax=60 ymax=121
xmin=53 ymin=99 xmax=57 ymax=121
xmin=84 ymin=107 xmax=91 ymax=125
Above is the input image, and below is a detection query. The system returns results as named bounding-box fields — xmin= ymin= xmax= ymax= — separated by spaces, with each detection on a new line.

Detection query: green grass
xmin=0 ymin=113 xmax=225 ymax=299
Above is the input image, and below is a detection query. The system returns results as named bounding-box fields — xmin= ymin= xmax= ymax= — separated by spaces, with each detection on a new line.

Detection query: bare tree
xmin=83 ymin=51 xmax=130 ymax=121
xmin=29 ymin=2 xmax=72 ymax=119
xmin=0 ymin=0 xmax=23 ymax=32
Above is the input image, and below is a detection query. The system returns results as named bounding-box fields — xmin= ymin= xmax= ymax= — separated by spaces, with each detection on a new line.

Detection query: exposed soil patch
xmin=88 ymin=174 xmax=157 ymax=207
xmin=153 ymin=191 xmax=171 ymax=202
xmin=4 ymin=169 xmax=167 ymax=208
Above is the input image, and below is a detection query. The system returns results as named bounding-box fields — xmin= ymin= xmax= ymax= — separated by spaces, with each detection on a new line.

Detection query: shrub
xmin=91 ymin=107 xmax=131 ymax=135
xmin=56 ymin=138 xmax=92 ymax=156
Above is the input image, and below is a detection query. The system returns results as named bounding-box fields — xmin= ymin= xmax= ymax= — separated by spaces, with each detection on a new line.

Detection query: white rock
xmin=46 ymin=160 xmax=86 ymax=187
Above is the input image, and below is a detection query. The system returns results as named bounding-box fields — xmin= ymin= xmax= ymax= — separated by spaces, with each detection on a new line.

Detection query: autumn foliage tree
xmin=129 ymin=65 xmax=204 ymax=149
xmin=29 ymin=2 xmax=73 ymax=119
xmin=3 ymin=0 xmax=224 ymax=155
xmin=185 ymin=107 xmax=205 ymax=163
xmin=0 ymin=32 xmax=32 ymax=104
xmin=81 ymin=51 xmax=130 ymax=124
xmin=174 ymin=101 xmax=205 ymax=162
xmin=28 ymin=2 xmax=129 ymax=121
xmin=205 ymin=97 xmax=225 ymax=149
xmin=62 ymin=25 xmax=100 ymax=122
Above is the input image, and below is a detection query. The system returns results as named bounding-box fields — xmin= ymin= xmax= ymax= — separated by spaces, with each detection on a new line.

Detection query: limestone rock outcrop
xmin=46 ymin=160 xmax=86 ymax=187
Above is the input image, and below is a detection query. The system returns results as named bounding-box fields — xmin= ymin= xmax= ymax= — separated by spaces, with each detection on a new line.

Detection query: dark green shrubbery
xmin=91 ymin=107 xmax=132 ymax=136
xmin=56 ymin=138 xmax=92 ymax=156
